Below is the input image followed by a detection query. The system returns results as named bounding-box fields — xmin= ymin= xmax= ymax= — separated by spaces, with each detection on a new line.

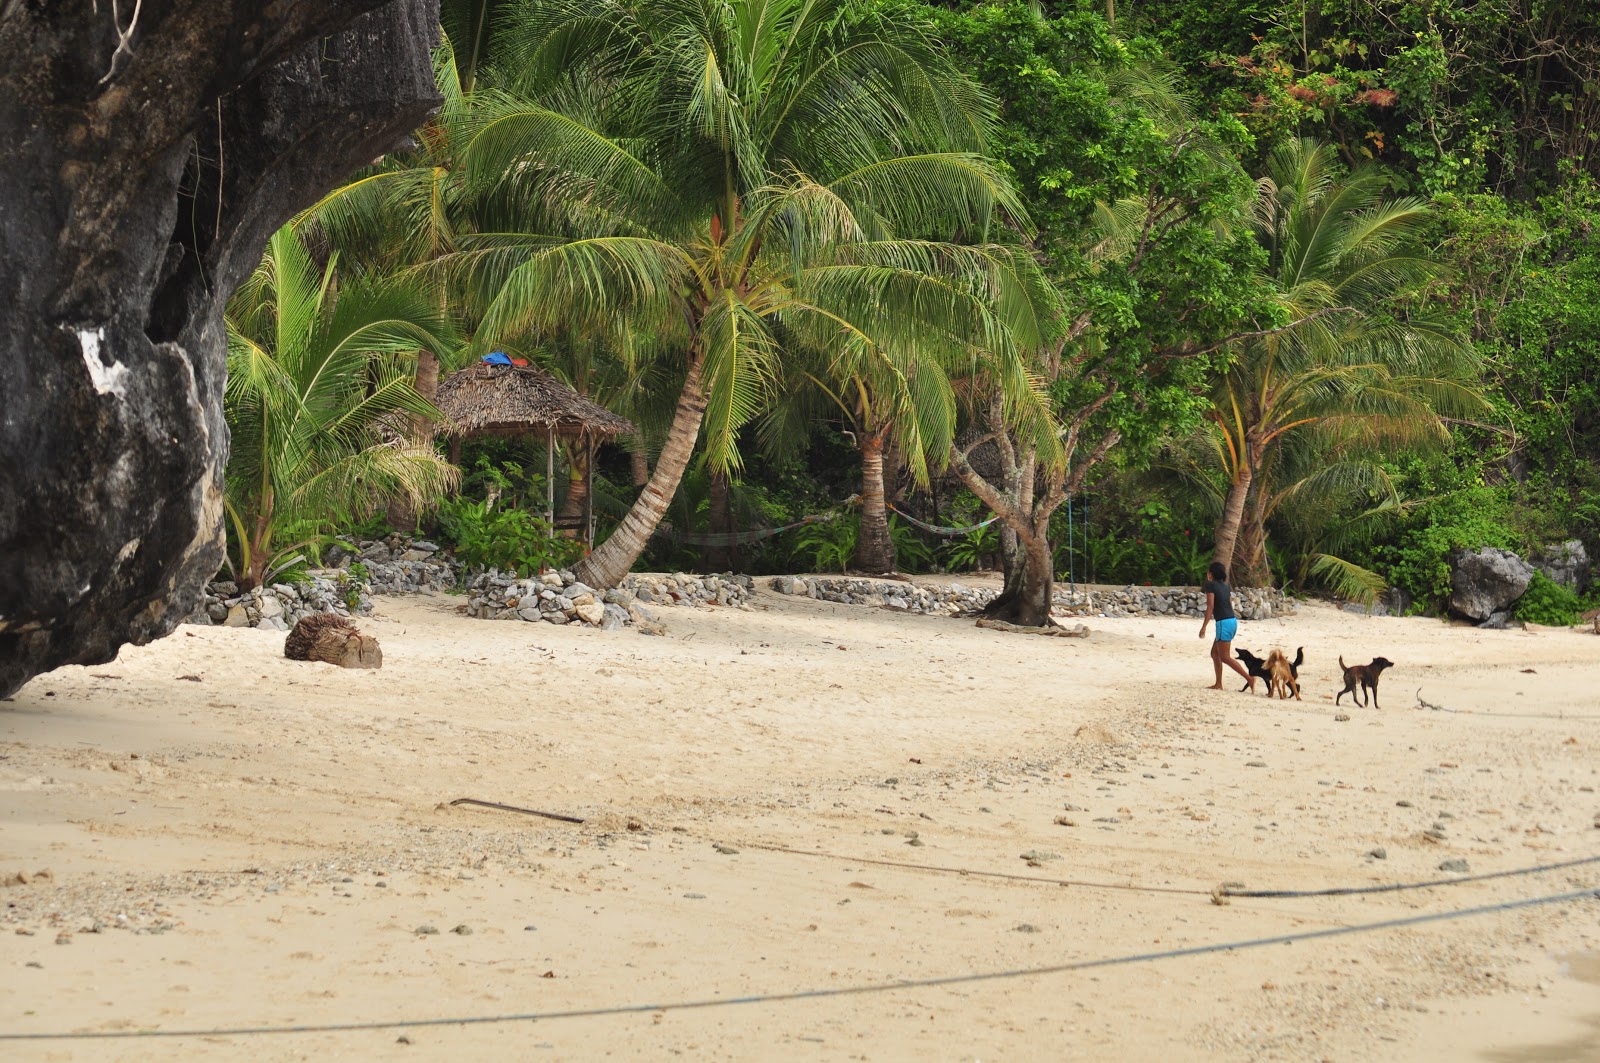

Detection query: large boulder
xmin=1449 ymin=547 xmax=1536 ymax=623
xmin=1534 ymin=540 xmax=1591 ymax=593
xmin=0 ymin=2 xmax=440 ymax=698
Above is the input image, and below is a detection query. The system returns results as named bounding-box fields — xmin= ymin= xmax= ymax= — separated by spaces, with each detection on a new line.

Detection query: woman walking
xmin=1200 ymin=561 xmax=1254 ymax=691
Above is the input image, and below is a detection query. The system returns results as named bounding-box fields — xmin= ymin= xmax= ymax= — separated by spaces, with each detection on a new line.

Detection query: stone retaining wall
xmin=769 ymin=576 xmax=1295 ymax=620
xmin=190 ymin=575 xmax=371 ymax=631
xmin=466 ymin=571 xmax=754 ymax=628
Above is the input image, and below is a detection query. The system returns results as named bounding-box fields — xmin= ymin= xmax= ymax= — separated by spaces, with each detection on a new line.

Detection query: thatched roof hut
xmin=434 ymin=363 xmax=635 ymax=441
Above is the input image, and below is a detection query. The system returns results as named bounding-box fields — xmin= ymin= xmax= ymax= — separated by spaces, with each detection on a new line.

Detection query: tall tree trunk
xmin=1232 ymin=488 xmax=1273 ymax=588
xmin=557 ymin=440 xmax=590 ymax=532
xmin=629 ymin=438 xmax=650 ymax=487
xmin=704 ymin=468 xmax=737 ymax=572
xmin=1211 ymin=459 xmax=1255 ymax=576
xmin=386 ymin=349 xmax=440 ymax=532
xmin=983 ymin=530 xmax=1053 ymax=625
xmin=576 ymin=356 xmax=706 ymax=588
xmin=853 ymin=430 xmax=895 ymax=573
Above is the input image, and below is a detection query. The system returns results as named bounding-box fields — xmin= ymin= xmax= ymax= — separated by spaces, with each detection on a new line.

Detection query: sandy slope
xmin=3 ymin=580 xmax=1600 ymax=1062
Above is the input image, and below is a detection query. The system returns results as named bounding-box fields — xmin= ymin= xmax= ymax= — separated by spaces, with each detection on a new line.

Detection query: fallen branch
xmin=1416 ymin=688 xmax=1451 ymax=712
xmin=448 ymin=798 xmax=585 ymax=824
xmin=976 ymin=618 xmax=1089 ymax=638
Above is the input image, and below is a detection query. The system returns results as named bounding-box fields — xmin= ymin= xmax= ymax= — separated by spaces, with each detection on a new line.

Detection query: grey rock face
xmin=0 ymin=1 xmax=442 ymax=698
xmin=1449 ymin=548 xmax=1535 ymax=621
xmin=1534 ymin=539 xmax=1590 ymax=592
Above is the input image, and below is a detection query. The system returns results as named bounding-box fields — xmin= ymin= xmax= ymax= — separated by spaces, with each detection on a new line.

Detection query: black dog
xmin=1236 ymin=647 xmax=1302 ymax=694
xmin=1337 ymin=656 xmax=1394 ymax=709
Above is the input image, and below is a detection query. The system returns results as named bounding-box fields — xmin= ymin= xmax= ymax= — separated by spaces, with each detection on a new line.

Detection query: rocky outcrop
xmin=0 ymin=2 xmax=441 ymax=698
xmin=189 ymin=575 xmax=372 ymax=631
xmin=1450 ymin=548 xmax=1535 ymax=625
xmin=1534 ymin=540 xmax=1591 ymax=593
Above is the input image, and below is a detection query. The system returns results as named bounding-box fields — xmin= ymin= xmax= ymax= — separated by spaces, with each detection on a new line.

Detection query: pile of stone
xmin=189 ymin=575 xmax=370 ymax=631
xmin=465 ymin=570 xmax=753 ymax=628
xmin=1067 ymin=584 xmax=1293 ymax=620
xmin=325 ymin=536 xmax=459 ymax=594
xmin=768 ymin=576 xmax=1296 ymax=620
xmin=770 ymin=576 xmax=994 ymax=616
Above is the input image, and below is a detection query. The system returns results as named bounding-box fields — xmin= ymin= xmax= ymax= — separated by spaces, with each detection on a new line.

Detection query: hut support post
xmin=546 ymin=426 xmax=555 ymax=528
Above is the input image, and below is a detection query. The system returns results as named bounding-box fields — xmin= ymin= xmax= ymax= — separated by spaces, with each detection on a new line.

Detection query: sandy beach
xmin=4 ymin=580 xmax=1600 ymax=1062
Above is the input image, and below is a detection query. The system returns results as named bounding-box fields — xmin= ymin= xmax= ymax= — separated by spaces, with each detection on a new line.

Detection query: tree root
xmin=976 ymin=618 xmax=1089 ymax=637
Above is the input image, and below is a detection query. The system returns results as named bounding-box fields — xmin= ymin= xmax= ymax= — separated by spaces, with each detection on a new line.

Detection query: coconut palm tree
xmin=223 ymin=227 xmax=459 ymax=589
xmin=452 ymin=0 xmax=1054 ymax=588
xmin=1208 ymin=138 xmax=1485 ymax=586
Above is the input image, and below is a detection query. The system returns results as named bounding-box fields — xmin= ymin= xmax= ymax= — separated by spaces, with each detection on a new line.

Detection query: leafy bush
xmin=944 ymin=521 xmax=1000 ymax=572
xmin=1515 ymin=572 xmax=1583 ymax=627
xmin=436 ymin=498 xmax=581 ymax=576
xmin=1371 ymin=487 xmax=1517 ymax=609
xmin=887 ymin=516 xmax=935 ymax=573
xmin=788 ymin=514 xmax=858 ymax=573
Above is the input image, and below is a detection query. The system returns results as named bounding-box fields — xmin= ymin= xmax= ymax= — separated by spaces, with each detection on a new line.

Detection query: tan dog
xmin=1265 ymin=648 xmax=1300 ymax=700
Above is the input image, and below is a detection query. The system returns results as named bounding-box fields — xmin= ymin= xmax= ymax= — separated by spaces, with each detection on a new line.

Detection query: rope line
xmin=3 ymin=887 xmax=1592 ymax=1041
xmin=744 ymin=844 xmax=1600 ymax=901
xmin=651 ymin=497 xmax=859 ymax=547
xmin=743 ymin=843 xmax=1209 ymax=896
xmin=885 ymin=503 xmax=999 ymax=538
xmin=1221 ymin=852 xmax=1600 ymax=898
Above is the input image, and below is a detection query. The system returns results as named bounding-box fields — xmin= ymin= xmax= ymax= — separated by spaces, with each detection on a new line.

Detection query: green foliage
xmin=943 ymin=521 xmax=1000 ymax=573
xmin=887 ymin=516 xmax=936 ymax=575
xmin=342 ymin=562 xmax=372 ymax=612
xmin=222 ymin=226 xmax=459 ymax=589
xmin=789 ymin=515 xmax=860 ymax=575
xmin=436 ymin=497 xmax=580 ymax=576
xmin=1372 ymin=487 xmax=1516 ymax=609
xmin=1515 ymin=571 xmax=1583 ymax=627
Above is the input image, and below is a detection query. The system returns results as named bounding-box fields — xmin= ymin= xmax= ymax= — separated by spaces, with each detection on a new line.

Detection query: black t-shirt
xmin=1204 ymin=579 xmax=1235 ymax=621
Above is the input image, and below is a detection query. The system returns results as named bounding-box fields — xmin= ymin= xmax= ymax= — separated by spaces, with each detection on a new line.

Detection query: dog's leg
xmin=1370 ymin=681 xmax=1380 ymax=710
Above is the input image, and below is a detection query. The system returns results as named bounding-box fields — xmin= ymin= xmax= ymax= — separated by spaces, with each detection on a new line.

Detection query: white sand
xmin=3 ymin=581 xmax=1600 ymax=1061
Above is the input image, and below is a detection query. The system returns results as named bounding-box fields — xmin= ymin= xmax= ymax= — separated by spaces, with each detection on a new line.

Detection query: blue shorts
xmin=1213 ymin=617 xmax=1239 ymax=643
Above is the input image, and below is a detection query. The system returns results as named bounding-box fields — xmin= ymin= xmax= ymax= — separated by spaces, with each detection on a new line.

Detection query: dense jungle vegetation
xmin=222 ymin=0 xmax=1600 ymax=623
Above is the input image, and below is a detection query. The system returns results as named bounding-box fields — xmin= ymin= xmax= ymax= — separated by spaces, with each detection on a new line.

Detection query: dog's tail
xmin=1339 ymin=655 xmax=1346 ymax=671
xmin=1292 ymin=646 xmax=1304 ymax=669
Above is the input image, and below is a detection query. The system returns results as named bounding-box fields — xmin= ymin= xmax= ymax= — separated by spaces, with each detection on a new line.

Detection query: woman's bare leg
xmin=1218 ymin=639 xmax=1254 ymax=691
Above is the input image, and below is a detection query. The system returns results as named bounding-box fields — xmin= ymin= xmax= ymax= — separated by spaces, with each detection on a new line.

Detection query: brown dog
xmin=1337 ymin=656 xmax=1393 ymax=708
xmin=1265 ymin=649 xmax=1300 ymax=700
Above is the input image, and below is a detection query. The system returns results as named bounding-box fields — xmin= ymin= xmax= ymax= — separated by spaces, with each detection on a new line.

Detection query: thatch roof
xmin=434 ymin=363 xmax=636 ymax=441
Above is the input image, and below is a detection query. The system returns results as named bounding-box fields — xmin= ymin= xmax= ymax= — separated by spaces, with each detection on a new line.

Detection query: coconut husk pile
xmin=284 ymin=614 xmax=382 ymax=669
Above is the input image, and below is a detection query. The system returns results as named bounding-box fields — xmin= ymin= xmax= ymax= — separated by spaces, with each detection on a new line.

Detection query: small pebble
xmin=683 ymin=893 xmax=706 ymax=899
xmin=451 ymin=924 xmax=473 ymax=936
xmin=415 ymin=925 xmax=439 ymax=935
xmin=1396 ymin=800 xmax=1414 ymax=808
xmin=714 ymin=844 xmax=739 ymax=855
xmin=524 ymin=925 xmax=537 ymax=931
xmin=1368 ymin=847 xmax=1387 ymax=860
xmin=1014 ymin=924 xmax=1040 ymax=933
xmin=1246 ymin=761 xmax=1267 ymax=768
xmin=1438 ymin=859 xmax=1470 ymax=873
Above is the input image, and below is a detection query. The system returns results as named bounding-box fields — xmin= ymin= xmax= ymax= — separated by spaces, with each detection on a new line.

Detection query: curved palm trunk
xmin=1211 ymin=445 xmax=1258 ymax=576
xmin=576 ymin=356 xmax=705 ymax=588
xmin=1231 ymin=488 xmax=1273 ymax=588
xmin=853 ymin=431 xmax=895 ymax=573
xmin=629 ymin=439 xmax=650 ymax=487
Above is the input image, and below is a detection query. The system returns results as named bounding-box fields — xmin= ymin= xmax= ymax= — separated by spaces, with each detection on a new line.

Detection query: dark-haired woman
xmin=1200 ymin=561 xmax=1254 ymax=691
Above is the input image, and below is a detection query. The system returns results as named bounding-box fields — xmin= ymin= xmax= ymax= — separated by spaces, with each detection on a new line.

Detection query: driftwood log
xmin=0 ymin=2 xmax=440 ymax=697
xmin=975 ymin=618 xmax=1091 ymax=638
xmin=285 ymin=614 xmax=382 ymax=670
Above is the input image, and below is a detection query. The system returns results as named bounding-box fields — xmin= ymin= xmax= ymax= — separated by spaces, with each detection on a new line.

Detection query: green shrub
xmin=1514 ymin=571 xmax=1583 ymax=626
xmin=1372 ymin=487 xmax=1517 ymax=609
xmin=788 ymin=514 xmax=858 ymax=573
xmin=436 ymin=498 xmax=582 ymax=576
